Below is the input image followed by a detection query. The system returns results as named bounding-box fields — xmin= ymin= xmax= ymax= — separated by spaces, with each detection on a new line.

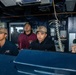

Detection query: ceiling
xmin=0 ymin=0 xmax=76 ymax=18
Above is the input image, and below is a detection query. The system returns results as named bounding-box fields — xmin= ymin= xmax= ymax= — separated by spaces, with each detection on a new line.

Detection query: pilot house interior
xmin=0 ymin=0 xmax=76 ymax=75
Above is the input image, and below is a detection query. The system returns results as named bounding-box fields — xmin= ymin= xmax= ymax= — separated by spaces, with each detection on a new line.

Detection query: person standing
xmin=18 ymin=22 xmax=37 ymax=50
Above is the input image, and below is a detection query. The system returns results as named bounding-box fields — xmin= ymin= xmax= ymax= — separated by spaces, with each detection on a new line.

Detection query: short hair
xmin=24 ymin=22 xmax=32 ymax=28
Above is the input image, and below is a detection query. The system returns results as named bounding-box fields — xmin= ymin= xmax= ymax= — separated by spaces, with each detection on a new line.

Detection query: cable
xmin=52 ymin=0 xmax=63 ymax=52
xmin=52 ymin=0 xmax=58 ymax=21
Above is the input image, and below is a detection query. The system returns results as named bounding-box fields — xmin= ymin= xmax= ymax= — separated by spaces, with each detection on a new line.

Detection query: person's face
xmin=24 ymin=24 xmax=32 ymax=32
xmin=37 ymin=32 xmax=47 ymax=43
xmin=0 ymin=33 xmax=7 ymax=41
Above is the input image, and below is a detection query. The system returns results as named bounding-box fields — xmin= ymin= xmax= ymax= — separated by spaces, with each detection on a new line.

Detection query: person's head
xmin=36 ymin=26 xmax=47 ymax=43
xmin=14 ymin=29 xmax=17 ymax=32
xmin=24 ymin=22 xmax=32 ymax=35
xmin=0 ymin=27 xmax=8 ymax=41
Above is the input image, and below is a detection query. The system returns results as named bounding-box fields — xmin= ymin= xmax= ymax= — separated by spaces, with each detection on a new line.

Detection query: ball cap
xmin=0 ymin=27 xmax=7 ymax=34
xmin=36 ymin=26 xmax=47 ymax=33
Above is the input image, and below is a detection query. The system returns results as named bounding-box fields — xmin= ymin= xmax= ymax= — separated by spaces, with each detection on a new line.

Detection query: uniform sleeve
xmin=29 ymin=42 xmax=33 ymax=49
xmin=50 ymin=40 xmax=56 ymax=51
xmin=47 ymin=37 xmax=56 ymax=51
xmin=11 ymin=44 xmax=19 ymax=56
xmin=29 ymin=41 xmax=35 ymax=50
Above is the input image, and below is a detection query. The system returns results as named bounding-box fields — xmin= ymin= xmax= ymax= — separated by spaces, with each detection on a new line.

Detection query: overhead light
xmin=1 ymin=0 xmax=52 ymax=6
xmin=41 ymin=0 xmax=52 ymax=5
xmin=0 ymin=0 xmax=16 ymax=7
xmin=16 ymin=0 xmax=52 ymax=6
xmin=16 ymin=0 xmax=41 ymax=4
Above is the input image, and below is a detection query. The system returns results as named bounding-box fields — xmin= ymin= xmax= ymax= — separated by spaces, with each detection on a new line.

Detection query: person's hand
xmin=72 ymin=45 xmax=76 ymax=53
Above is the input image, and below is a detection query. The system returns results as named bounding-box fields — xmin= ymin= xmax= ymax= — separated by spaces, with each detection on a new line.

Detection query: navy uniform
xmin=0 ymin=27 xmax=19 ymax=56
xmin=29 ymin=26 xmax=55 ymax=52
xmin=0 ymin=40 xmax=19 ymax=56
xmin=29 ymin=37 xmax=55 ymax=51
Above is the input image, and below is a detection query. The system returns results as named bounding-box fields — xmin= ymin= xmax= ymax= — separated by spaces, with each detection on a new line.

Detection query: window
xmin=9 ymin=22 xmax=25 ymax=44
